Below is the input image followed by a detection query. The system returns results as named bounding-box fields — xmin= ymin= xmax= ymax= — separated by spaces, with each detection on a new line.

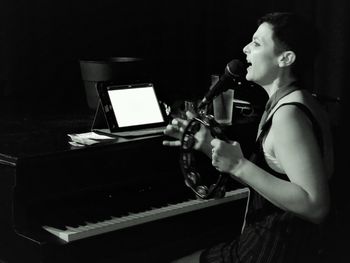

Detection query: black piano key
xmin=46 ymin=219 xmax=67 ymax=231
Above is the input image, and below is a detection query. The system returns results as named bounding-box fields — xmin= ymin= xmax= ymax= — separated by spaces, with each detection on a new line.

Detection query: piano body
xmin=0 ymin=114 xmax=254 ymax=263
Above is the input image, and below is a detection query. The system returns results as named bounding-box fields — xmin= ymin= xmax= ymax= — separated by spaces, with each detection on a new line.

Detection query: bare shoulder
xmin=272 ymin=104 xmax=312 ymax=130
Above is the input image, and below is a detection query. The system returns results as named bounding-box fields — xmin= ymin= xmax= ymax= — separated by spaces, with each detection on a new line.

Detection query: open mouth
xmin=246 ymin=62 xmax=252 ymax=70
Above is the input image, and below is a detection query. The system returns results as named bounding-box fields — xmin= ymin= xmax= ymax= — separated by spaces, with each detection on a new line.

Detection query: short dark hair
xmin=258 ymin=12 xmax=318 ymax=82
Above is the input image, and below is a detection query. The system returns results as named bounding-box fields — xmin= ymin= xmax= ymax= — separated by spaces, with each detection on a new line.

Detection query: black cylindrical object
xmin=79 ymin=57 xmax=148 ymax=109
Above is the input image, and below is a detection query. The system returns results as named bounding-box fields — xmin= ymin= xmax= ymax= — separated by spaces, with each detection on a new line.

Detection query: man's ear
xmin=278 ymin=51 xmax=296 ymax=67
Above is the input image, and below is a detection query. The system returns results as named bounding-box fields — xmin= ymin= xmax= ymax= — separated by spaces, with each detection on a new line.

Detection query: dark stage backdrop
xmin=0 ymin=0 xmax=347 ymax=109
xmin=0 ymin=0 xmax=266 ymax=112
xmin=1 ymin=0 xmax=347 ymax=114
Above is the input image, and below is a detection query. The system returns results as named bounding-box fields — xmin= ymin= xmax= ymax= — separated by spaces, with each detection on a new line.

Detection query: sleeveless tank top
xmin=200 ymin=90 xmax=331 ymax=263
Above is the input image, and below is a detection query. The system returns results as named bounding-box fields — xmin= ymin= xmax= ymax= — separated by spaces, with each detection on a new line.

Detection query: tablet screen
xmin=97 ymin=83 xmax=167 ymax=132
xmin=107 ymin=85 xmax=164 ymax=127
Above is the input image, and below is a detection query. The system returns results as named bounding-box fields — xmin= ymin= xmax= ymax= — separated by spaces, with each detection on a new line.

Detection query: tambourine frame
xmin=180 ymin=114 xmax=229 ymax=199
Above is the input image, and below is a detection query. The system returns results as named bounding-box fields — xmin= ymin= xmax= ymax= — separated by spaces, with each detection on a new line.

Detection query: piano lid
xmin=0 ymin=112 xmax=165 ymax=166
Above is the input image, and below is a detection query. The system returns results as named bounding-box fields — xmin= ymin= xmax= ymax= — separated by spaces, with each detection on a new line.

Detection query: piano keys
xmin=42 ymin=188 xmax=249 ymax=243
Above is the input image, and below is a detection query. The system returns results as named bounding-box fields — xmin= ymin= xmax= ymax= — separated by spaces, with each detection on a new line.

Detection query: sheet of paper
xmin=68 ymin=132 xmax=116 ymax=146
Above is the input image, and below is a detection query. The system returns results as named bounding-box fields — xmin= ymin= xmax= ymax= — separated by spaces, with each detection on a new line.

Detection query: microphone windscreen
xmin=225 ymin=59 xmax=246 ymax=77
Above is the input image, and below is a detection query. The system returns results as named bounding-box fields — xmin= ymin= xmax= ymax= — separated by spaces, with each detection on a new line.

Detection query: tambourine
xmin=180 ymin=113 xmax=230 ymax=199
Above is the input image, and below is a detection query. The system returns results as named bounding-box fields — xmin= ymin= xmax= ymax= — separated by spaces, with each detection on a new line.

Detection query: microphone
xmin=197 ymin=59 xmax=249 ymax=109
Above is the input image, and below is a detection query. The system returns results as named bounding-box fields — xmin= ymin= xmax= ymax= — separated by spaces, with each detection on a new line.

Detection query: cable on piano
xmin=180 ymin=113 xmax=230 ymax=200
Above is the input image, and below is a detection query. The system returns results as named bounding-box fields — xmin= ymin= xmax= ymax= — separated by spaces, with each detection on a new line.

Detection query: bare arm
xmin=212 ymin=106 xmax=330 ymax=224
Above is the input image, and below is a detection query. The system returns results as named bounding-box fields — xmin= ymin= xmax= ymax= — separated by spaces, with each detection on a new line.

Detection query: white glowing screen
xmin=107 ymin=86 xmax=164 ymax=127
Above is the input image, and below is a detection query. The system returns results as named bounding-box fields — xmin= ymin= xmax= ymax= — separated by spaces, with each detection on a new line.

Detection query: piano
xmin=0 ymin=113 xmax=256 ymax=263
